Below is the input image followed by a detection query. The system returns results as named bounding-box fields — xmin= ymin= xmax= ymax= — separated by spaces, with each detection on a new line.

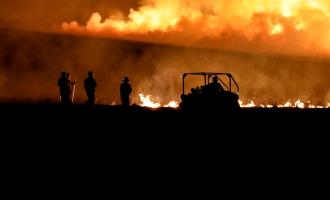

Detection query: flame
xmin=139 ymin=97 xmax=328 ymax=109
xmin=62 ymin=0 xmax=330 ymax=54
xmin=139 ymin=94 xmax=161 ymax=108
xmin=138 ymin=94 xmax=329 ymax=108
xmin=139 ymin=93 xmax=179 ymax=108
xmin=240 ymin=99 xmax=329 ymax=109
xmin=239 ymin=100 xmax=256 ymax=108
xmin=270 ymin=24 xmax=284 ymax=35
xmin=164 ymin=101 xmax=179 ymax=108
xmin=294 ymin=100 xmax=305 ymax=108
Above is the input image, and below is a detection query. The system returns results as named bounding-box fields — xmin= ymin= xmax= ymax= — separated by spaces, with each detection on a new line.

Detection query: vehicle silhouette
xmin=180 ymin=72 xmax=240 ymax=112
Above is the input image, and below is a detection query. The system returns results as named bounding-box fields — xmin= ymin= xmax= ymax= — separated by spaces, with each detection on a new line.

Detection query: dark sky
xmin=0 ymin=0 xmax=138 ymax=30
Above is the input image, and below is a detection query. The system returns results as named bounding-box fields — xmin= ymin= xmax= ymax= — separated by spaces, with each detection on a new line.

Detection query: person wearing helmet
xmin=57 ymin=71 xmax=71 ymax=105
xmin=84 ymin=71 xmax=97 ymax=105
xmin=120 ymin=76 xmax=132 ymax=106
xmin=208 ymin=76 xmax=224 ymax=94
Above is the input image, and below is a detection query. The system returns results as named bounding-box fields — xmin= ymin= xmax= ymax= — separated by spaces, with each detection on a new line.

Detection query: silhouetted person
xmin=66 ymin=73 xmax=76 ymax=104
xmin=120 ymin=76 xmax=132 ymax=106
xmin=208 ymin=76 xmax=224 ymax=94
xmin=84 ymin=71 xmax=97 ymax=105
xmin=58 ymin=71 xmax=71 ymax=105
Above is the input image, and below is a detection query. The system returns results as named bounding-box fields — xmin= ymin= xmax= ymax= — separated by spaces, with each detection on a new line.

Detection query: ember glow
xmin=63 ymin=0 xmax=330 ymax=55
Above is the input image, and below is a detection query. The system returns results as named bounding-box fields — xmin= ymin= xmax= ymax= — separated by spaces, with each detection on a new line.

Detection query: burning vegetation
xmin=63 ymin=0 xmax=330 ymax=56
xmin=139 ymin=93 xmax=329 ymax=109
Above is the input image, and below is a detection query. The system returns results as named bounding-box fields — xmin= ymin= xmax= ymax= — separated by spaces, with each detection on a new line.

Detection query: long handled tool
xmin=71 ymin=78 xmax=77 ymax=103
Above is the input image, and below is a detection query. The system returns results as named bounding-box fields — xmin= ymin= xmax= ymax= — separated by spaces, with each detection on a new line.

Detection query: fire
xmin=164 ymin=101 xmax=179 ymax=108
xmin=239 ymin=100 xmax=256 ymax=108
xmin=270 ymin=24 xmax=284 ymax=35
xmin=139 ymin=97 xmax=328 ymax=109
xmin=240 ymin=99 xmax=329 ymax=109
xmin=62 ymin=0 xmax=330 ymax=54
xmin=139 ymin=94 xmax=161 ymax=108
xmin=139 ymin=93 xmax=179 ymax=108
xmin=294 ymin=100 xmax=305 ymax=109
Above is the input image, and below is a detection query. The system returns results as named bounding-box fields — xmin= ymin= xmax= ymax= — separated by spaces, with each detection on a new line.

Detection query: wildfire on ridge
xmin=62 ymin=0 xmax=330 ymax=54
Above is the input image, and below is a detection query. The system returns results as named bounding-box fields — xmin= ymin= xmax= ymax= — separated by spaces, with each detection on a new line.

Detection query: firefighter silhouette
xmin=208 ymin=76 xmax=224 ymax=94
xmin=57 ymin=72 xmax=71 ymax=105
xmin=120 ymin=76 xmax=132 ymax=106
xmin=84 ymin=71 xmax=97 ymax=105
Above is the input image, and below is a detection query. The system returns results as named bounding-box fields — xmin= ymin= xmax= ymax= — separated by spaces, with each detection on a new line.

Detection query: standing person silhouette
xmin=57 ymin=72 xmax=71 ymax=105
xmin=120 ymin=76 xmax=132 ymax=107
xmin=84 ymin=71 xmax=97 ymax=105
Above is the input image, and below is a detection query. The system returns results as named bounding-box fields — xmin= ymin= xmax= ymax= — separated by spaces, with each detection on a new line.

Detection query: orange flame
xmin=139 ymin=94 xmax=161 ymax=108
xmin=139 ymin=93 xmax=179 ymax=108
xmin=62 ymin=0 xmax=330 ymax=54
xmin=239 ymin=100 xmax=256 ymax=108
xmin=239 ymin=99 xmax=329 ymax=109
xmin=164 ymin=101 xmax=179 ymax=108
xmin=138 ymin=95 xmax=329 ymax=109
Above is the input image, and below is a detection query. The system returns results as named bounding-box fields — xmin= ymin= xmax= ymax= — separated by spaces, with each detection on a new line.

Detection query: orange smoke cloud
xmin=62 ymin=0 xmax=330 ymax=55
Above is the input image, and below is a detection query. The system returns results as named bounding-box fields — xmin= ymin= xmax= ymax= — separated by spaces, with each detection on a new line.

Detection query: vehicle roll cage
xmin=182 ymin=72 xmax=239 ymax=95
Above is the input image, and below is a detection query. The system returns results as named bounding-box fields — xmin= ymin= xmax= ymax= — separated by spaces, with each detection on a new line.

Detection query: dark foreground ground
xmin=1 ymin=103 xmax=328 ymax=132
xmin=2 ymin=103 xmax=329 ymax=151
xmin=2 ymin=103 xmax=328 ymax=156
xmin=1 ymin=103 xmax=328 ymax=194
xmin=2 ymin=103 xmax=328 ymax=161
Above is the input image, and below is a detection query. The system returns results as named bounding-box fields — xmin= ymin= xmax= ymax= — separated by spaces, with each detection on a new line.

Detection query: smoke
xmin=0 ymin=0 xmax=138 ymax=30
xmin=0 ymin=29 xmax=329 ymax=105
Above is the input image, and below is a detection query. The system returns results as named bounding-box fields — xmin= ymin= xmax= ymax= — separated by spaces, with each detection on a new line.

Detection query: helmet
xmin=88 ymin=71 xmax=94 ymax=76
xmin=61 ymin=71 xmax=66 ymax=76
xmin=66 ymin=73 xmax=71 ymax=79
xmin=212 ymin=76 xmax=219 ymax=82
xmin=123 ymin=76 xmax=130 ymax=82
